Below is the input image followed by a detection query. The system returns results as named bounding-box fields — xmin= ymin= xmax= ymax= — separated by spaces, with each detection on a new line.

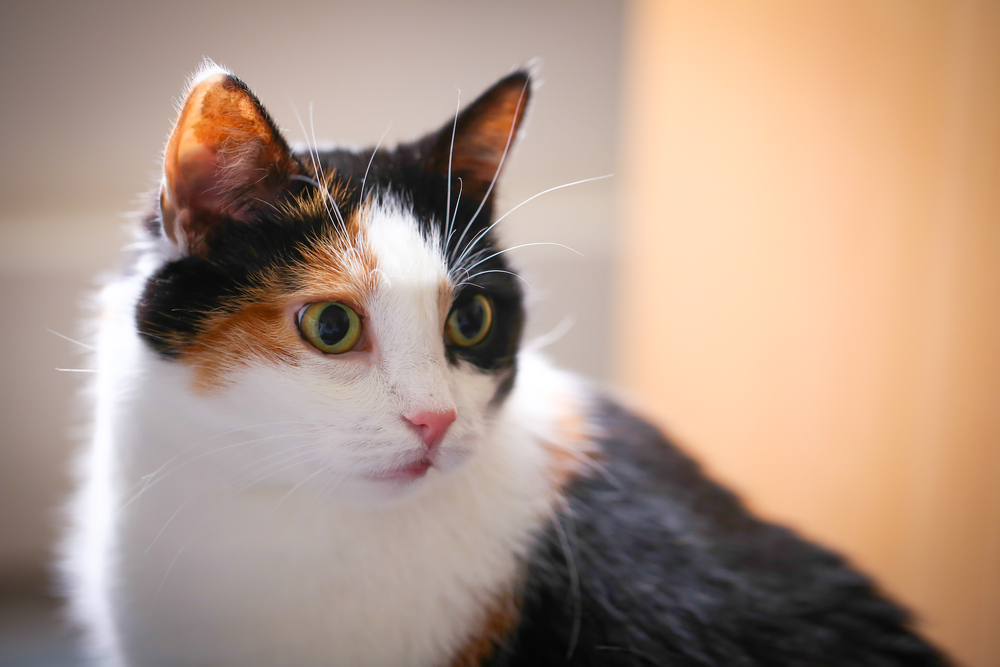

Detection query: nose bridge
xmin=377 ymin=288 xmax=454 ymax=414
xmin=389 ymin=349 xmax=453 ymax=413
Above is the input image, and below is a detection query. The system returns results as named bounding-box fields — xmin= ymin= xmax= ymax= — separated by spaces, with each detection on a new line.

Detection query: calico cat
xmin=61 ymin=62 xmax=949 ymax=666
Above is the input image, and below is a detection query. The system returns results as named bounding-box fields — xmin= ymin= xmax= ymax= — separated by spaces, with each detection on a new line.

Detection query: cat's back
xmin=488 ymin=395 xmax=950 ymax=667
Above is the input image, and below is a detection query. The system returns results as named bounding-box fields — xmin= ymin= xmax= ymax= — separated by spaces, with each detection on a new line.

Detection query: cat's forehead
xmin=277 ymin=169 xmax=454 ymax=306
xmin=318 ymin=193 xmax=455 ymax=321
xmin=363 ymin=197 xmax=449 ymax=282
xmin=277 ymin=146 xmax=500 ymax=301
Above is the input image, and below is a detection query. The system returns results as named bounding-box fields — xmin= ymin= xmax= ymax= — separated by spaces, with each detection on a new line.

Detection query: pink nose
xmin=404 ymin=409 xmax=457 ymax=452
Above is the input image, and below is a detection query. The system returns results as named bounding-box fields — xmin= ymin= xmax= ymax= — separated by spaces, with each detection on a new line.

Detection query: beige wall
xmin=618 ymin=2 xmax=999 ymax=665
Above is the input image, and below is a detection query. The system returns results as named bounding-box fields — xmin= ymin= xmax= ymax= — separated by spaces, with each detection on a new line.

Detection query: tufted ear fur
xmin=427 ymin=70 xmax=531 ymax=202
xmin=160 ymin=64 xmax=300 ymax=256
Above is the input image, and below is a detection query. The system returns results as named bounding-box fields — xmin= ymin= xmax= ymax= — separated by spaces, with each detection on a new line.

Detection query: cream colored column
xmin=617 ymin=2 xmax=1000 ymax=665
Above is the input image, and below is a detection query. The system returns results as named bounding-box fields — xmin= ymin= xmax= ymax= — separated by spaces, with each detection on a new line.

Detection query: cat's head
xmin=136 ymin=62 xmax=532 ymax=502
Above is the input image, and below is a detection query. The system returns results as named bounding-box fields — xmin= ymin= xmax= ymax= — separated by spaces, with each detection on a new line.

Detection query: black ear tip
xmin=514 ymin=58 xmax=544 ymax=91
xmin=508 ymin=69 xmax=531 ymax=84
xmin=499 ymin=69 xmax=532 ymax=92
xmin=486 ymin=69 xmax=533 ymax=111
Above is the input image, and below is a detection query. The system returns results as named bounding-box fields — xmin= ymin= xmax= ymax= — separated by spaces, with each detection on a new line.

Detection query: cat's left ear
xmin=159 ymin=64 xmax=300 ymax=256
xmin=426 ymin=70 xmax=532 ymax=201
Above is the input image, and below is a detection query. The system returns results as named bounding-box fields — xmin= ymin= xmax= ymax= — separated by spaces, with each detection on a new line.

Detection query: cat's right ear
xmin=159 ymin=64 xmax=300 ymax=257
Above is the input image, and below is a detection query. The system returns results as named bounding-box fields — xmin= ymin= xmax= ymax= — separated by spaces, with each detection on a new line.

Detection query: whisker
xmin=154 ymin=526 xmax=199 ymax=604
xmin=463 ymin=242 xmax=583 ymax=274
xmin=145 ymin=496 xmax=194 ymax=554
xmin=290 ymin=102 xmax=345 ymax=235
xmin=451 ymin=78 xmax=529 ymax=263
xmin=47 ymin=328 xmax=96 ymax=352
xmin=144 ymin=436 xmax=323 ymax=556
xmin=226 ymin=440 xmax=321 ymax=486
xmin=266 ymin=462 xmax=335 ymax=517
xmin=445 ymin=89 xmax=460 ymax=246
xmin=525 ymin=315 xmax=576 ymax=352
xmin=446 ymin=177 xmax=463 ymax=253
xmin=119 ymin=424 xmax=314 ymax=513
xmin=55 ymin=368 xmax=97 ymax=373
xmin=553 ymin=508 xmax=582 ymax=660
xmin=147 ymin=440 xmax=322 ymax=556
xmin=306 ymin=467 xmax=349 ymax=515
xmin=229 ymin=447 xmax=325 ymax=496
xmin=459 ymin=269 xmax=534 ymax=291
xmin=453 ymin=174 xmax=612 ymax=270
xmin=251 ymin=196 xmax=282 ymax=214
xmin=359 ymin=121 xmax=393 ymax=208
xmin=309 ymin=102 xmax=347 ymax=232
xmin=289 ymin=173 xmax=322 ymax=188
xmin=290 ymin=102 xmax=321 ymax=174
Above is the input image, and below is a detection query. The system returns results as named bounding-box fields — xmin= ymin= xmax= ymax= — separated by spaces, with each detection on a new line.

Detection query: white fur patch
xmin=62 ymin=197 xmax=592 ymax=666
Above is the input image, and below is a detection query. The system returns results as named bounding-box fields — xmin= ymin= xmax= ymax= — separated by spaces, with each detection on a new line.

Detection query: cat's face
xmin=135 ymin=64 xmax=530 ymax=502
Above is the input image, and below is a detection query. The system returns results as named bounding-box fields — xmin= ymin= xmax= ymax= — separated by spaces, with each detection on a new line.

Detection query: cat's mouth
xmin=364 ymin=458 xmax=433 ymax=483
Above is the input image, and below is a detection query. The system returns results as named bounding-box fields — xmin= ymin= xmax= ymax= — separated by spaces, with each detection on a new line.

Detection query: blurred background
xmin=0 ymin=1 xmax=996 ymax=665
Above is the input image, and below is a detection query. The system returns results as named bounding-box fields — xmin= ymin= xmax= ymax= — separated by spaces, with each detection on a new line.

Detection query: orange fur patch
xmin=449 ymin=589 xmax=521 ymax=667
xmin=439 ymin=278 xmax=455 ymax=322
xmin=180 ymin=195 xmax=377 ymax=393
xmin=292 ymin=190 xmax=379 ymax=309
xmin=543 ymin=394 xmax=602 ymax=494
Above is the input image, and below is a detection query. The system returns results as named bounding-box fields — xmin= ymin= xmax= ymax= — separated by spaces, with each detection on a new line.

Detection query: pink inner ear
xmin=170 ymin=135 xmax=229 ymax=214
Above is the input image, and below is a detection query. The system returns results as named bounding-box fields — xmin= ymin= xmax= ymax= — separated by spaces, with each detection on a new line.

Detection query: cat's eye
xmin=445 ymin=294 xmax=493 ymax=347
xmin=299 ymin=302 xmax=362 ymax=354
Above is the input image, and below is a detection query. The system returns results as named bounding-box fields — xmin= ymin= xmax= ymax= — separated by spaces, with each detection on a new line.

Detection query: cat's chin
xmin=319 ymin=450 xmax=472 ymax=506
xmin=327 ymin=469 xmax=441 ymax=505
xmin=364 ymin=459 xmax=433 ymax=482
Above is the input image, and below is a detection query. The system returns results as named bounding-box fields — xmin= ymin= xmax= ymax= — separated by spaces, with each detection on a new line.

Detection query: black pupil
xmin=456 ymin=298 xmax=485 ymax=339
xmin=316 ymin=305 xmax=351 ymax=346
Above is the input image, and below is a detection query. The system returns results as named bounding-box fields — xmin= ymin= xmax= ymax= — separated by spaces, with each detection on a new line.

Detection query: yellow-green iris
xmin=299 ymin=302 xmax=362 ymax=354
xmin=445 ymin=294 xmax=493 ymax=347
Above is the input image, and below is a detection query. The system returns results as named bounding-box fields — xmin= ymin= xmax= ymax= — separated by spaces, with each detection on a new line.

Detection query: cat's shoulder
xmin=496 ymin=357 xmax=948 ymax=666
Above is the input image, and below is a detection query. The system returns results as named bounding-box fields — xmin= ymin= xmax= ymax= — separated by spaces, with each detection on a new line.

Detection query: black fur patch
xmin=489 ymin=368 xmax=518 ymax=408
xmin=485 ymin=398 xmax=950 ymax=666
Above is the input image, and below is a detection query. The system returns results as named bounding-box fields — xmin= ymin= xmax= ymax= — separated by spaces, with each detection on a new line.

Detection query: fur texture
xmin=61 ymin=63 xmax=949 ymax=667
